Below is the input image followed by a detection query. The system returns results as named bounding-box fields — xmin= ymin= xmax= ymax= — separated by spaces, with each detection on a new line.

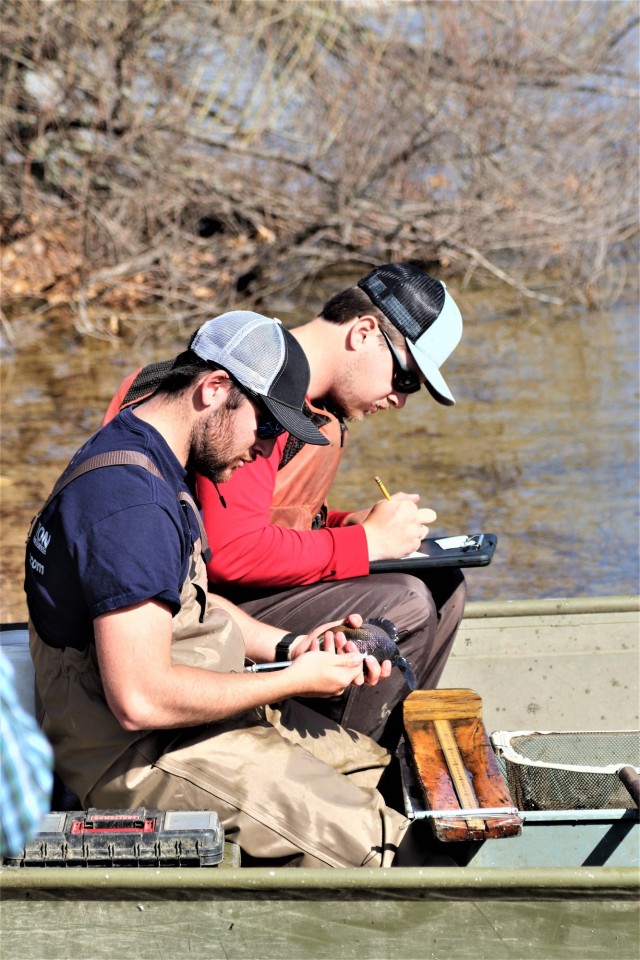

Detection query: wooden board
xmin=404 ymin=689 xmax=523 ymax=841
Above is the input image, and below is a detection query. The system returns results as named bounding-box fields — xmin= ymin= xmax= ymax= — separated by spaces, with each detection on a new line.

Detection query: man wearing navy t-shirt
xmin=25 ymin=311 xmax=430 ymax=868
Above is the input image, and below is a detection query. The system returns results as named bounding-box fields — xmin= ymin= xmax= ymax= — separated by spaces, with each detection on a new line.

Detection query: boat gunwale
xmin=0 ymin=864 xmax=638 ymax=895
xmin=459 ymin=595 xmax=640 ymax=619
xmin=2 ymin=596 xmax=639 ymax=637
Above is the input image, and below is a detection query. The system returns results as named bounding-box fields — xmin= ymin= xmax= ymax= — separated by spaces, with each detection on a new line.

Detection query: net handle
xmin=617 ymin=765 xmax=640 ymax=808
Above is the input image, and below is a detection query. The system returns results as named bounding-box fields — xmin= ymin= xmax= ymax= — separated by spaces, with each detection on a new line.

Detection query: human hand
xmin=287 ymin=647 xmax=366 ymax=697
xmin=363 ymin=495 xmax=433 ymax=561
xmin=288 ymin=614 xmax=364 ymax=657
xmin=417 ymin=506 xmax=437 ymax=527
xmin=289 ymin=615 xmax=392 ymax=692
xmin=343 ymin=492 xmax=428 ymax=528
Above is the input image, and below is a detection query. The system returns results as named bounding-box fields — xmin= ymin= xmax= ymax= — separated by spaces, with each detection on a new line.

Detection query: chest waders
xmin=29 ymin=452 xmax=413 ymax=867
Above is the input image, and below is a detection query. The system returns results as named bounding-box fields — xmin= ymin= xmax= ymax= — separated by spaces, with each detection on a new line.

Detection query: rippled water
xmin=331 ymin=291 xmax=640 ymax=604
xmin=1 ymin=281 xmax=638 ymax=621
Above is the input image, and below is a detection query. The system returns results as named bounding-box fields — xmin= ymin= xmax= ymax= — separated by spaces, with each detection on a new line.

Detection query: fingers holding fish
xmin=318 ymin=633 xmax=387 ymax=688
xmin=360 ymin=653 xmax=392 ymax=687
xmin=318 ymin=628 xmax=351 ymax=655
xmin=295 ymin=614 xmax=360 ymax=658
xmin=298 ymin=617 xmax=415 ymax=693
xmin=337 ymin=617 xmax=417 ymax=692
xmin=289 ymin=649 xmax=366 ymax=698
xmin=313 ymin=614 xmax=363 ymax=654
xmin=320 ymin=629 xmax=338 ymax=655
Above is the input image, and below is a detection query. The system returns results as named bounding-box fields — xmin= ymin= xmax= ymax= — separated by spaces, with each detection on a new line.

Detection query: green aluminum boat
xmin=1 ymin=596 xmax=638 ymax=960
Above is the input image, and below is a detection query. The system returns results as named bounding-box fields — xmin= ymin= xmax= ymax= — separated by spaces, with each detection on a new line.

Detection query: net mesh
xmin=491 ymin=730 xmax=640 ymax=811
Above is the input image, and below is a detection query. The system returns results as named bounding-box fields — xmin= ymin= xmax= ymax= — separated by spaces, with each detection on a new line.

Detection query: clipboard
xmin=369 ymin=533 xmax=497 ymax=573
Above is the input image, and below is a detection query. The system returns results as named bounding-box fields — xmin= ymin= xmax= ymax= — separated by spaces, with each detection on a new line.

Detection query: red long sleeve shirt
xmin=198 ymin=435 xmax=369 ymax=587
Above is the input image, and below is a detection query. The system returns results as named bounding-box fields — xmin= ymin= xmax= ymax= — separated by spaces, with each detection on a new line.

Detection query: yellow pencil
xmin=374 ymin=475 xmax=392 ymax=501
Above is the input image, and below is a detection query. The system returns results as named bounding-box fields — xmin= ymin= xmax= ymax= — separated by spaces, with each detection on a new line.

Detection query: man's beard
xmin=320 ymin=387 xmax=365 ymax=424
xmin=319 ymin=355 xmax=371 ymax=423
xmin=187 ymin=405 xmax=253 ymax=484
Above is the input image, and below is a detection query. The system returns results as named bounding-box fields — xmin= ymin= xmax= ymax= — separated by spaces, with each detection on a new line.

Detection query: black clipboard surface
xmin=369 ymin=533 xmax=497 ymax=573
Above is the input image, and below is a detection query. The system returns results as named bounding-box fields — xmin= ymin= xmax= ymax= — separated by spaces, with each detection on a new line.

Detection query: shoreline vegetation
xmin=1 ymin=1 xmax=638 ymax=345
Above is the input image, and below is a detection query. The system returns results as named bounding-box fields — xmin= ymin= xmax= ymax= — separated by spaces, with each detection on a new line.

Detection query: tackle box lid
xmin=3 ymin=808 xmax=225 ymax=868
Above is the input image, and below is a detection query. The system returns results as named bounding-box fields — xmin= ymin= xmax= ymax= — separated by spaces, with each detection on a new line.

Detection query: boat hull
xmin=1 ymin=865 xmax=638 ymax=960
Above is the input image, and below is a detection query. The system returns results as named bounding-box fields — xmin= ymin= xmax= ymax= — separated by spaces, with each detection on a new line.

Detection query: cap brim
xmin=405 ymin=287 xmax=461 ymax=406
xmin=406 ymin=339 xmax=456 ymax=406
xmin=262 ymin=396 xmax=330 ymax=445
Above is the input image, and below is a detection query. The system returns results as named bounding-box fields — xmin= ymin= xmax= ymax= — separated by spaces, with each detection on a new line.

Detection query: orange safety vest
xmin=269 ymin=401 xmax=346 ymax=530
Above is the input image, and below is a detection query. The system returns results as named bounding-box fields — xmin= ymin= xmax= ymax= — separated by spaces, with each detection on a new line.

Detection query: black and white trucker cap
xmin=358 ymin=263 xmax=463 ymax=405
xmin=191 ymin=311 xmax=328 ymax=445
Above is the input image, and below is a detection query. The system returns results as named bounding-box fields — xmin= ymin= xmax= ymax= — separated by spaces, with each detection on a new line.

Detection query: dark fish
xmin=325 ymin=616 xmax=416 ymax=691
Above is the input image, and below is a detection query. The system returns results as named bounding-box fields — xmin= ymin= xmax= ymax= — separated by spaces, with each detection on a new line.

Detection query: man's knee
xmin=424 ymin=568 xmax=467 ymax=614
xmin=377 ymin=573 xmax=437 ymax=635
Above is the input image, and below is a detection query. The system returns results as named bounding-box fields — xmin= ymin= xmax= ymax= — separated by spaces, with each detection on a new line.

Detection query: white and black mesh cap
xmin=358 ymin=263 xmax=463 ymax=405
xmin=191 ymin=311 xmax=329 ymax=445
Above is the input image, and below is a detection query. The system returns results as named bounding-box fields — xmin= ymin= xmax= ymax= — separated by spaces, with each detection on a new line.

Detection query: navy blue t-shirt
xmin=25 ymin=408 xmax=201 ymax=650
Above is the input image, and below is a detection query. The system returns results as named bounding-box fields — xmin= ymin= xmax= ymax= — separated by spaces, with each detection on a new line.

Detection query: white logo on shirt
xmin=29 ymin=553 xmax=45 ymax=575
xmin=33 ymin=522 xmax=51 ymax=555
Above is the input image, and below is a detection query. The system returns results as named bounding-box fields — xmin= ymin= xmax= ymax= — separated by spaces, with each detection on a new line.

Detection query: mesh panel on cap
xmin=192 ymin=311 xmax=285 ymax=395
xmin=359 ymin=264 xmax=445 ymax=342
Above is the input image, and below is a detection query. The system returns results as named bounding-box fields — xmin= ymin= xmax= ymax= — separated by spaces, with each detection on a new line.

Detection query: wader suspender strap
xmin=177 ymin=490 xmax=212 ymax=563
xmin=27 ymin=451 xmax=212 ymax=563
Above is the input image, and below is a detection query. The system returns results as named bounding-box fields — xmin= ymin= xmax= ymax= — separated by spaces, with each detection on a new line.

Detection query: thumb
xmin=339 ymin=652 xmax=366 ymax=668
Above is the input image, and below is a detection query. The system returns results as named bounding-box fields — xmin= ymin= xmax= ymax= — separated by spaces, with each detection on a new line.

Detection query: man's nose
xmin=254 ymin=437 xmax=278 ymax=458
xmin=386 ymin=391 xmax=408 ymax=410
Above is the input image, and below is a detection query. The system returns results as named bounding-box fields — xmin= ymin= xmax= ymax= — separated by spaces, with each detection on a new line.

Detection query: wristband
xmin=275 ymin=632 xmax=298 ymax=662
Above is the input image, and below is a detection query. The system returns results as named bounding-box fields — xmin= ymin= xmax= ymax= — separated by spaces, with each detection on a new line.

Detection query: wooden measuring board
xmin=403 ymin=689 xmax=523 ymax=842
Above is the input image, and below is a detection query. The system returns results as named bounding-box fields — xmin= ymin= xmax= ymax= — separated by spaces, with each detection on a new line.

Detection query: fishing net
xmin=491 ymin=730 xmax=640 ymax=810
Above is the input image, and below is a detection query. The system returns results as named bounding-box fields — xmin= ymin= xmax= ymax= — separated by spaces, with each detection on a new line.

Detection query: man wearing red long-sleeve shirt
xmin=104 ymin=263 xmax=467 ymax=749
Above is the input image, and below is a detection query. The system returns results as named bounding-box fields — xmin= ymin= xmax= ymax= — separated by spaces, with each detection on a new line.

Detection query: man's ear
xmin=345 ymin=314 xmax=378 ymax=351
xmin=197 ymin=370 xmax=233 ymax=411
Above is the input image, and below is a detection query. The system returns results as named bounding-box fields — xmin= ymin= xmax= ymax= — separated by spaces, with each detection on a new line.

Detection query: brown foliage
xmin=1 ymin=0 xmax=637 ymax=338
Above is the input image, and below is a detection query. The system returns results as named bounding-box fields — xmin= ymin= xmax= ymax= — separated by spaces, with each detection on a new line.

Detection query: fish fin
xmin=395 ymin=656 xmax=417 ymax=692
xmin=365 ymin=616 xmax=399 ymax=643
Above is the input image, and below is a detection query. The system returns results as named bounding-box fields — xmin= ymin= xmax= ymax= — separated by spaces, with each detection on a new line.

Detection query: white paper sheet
xmin=401 ymin=534 xmax=471 ymax=559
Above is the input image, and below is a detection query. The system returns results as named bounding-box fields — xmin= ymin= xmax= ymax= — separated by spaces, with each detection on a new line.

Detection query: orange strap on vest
xmin=269 ymin=403 xmax=346 ymax=530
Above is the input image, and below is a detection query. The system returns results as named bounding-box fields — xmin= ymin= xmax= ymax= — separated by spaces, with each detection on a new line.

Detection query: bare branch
xmin=1 ymin=0 xmax=636 ymax=327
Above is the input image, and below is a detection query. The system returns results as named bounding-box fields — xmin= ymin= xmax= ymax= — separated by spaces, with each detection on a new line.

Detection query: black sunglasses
xmin=246 ymin=390 xmax=287 ymax=439
xmin=257 ymin=415 xmax=286 ymax=440
xmin=379 ymin=328 xmax=422 ymax=394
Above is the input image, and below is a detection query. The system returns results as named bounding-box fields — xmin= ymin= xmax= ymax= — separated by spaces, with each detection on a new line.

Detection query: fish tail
xmin=396 ymin=657 xmax=417 ymax=692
